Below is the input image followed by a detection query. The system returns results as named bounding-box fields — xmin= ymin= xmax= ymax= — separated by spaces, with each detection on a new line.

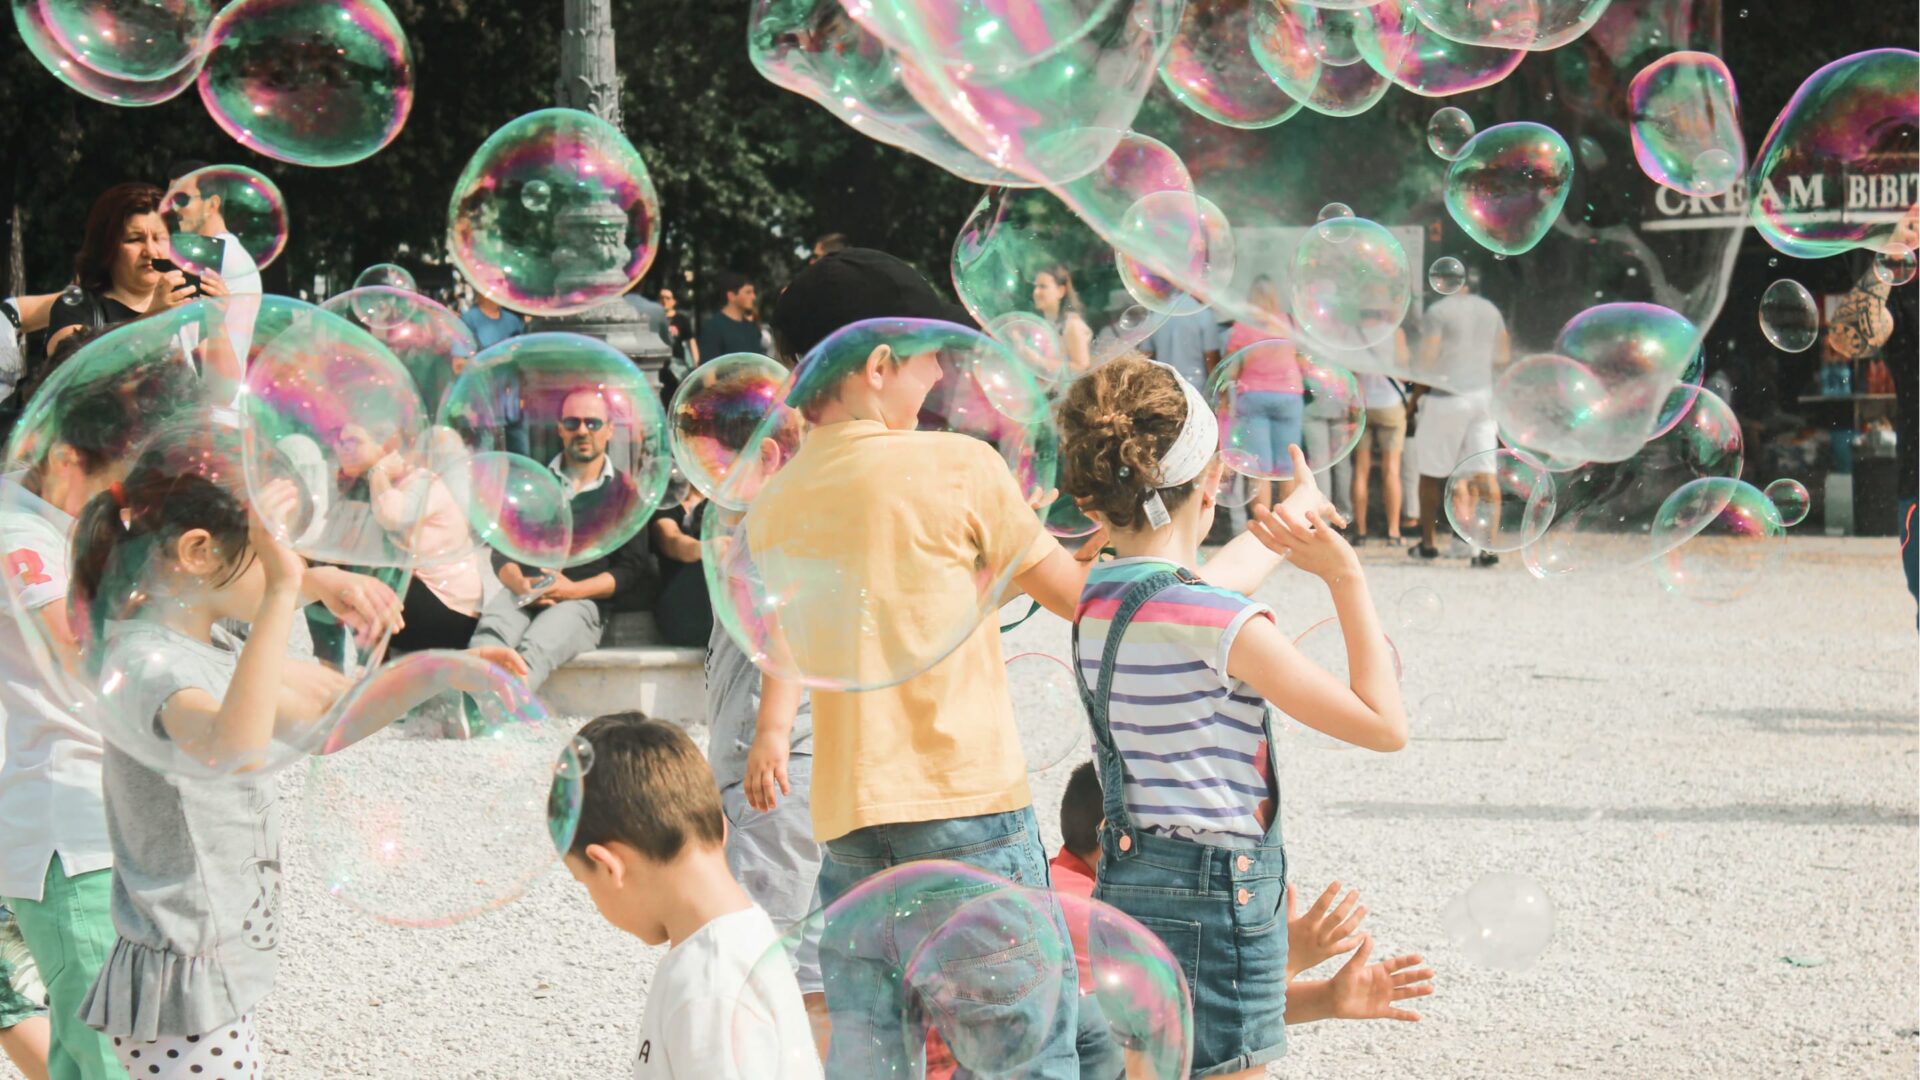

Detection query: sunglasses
xmin=560 ymin=417 xmax=606 ymax=432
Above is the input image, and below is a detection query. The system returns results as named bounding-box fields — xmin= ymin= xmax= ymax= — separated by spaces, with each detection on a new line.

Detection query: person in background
xmin=624 ymin=281 xmax=668 ymax=340
xmin=646 ymin=486 xmax=710 ymax=648
xmin=1409 ymin=267 xmax=1508 ymax=565
xmin=162 ymin=162 xmax=262 ymax=296
xmin=697 ymin=273 xmax=764 ymax=361
xmin=1352 ymin=371 xmax=1410 ymax=546
xmin=660 ymin=288 xmax=696 ymax=368
xmin=1221 ymin=276 xmax=1306 ymax=512
xmin=1032 ymin=263 xmax=1094 ymax=377
xmin=47 ymin=183 xmax=227 ymax=355
xmin=1 ymin=294 xmax=61 ymax=439
xmin=459 ymin=290 xmax=526 ymax=351
xmin=0 ymin=904 xmax=52 ymax=1080
xmin=810 ymin=233 xmax=849 ymax=264
xmin=1142 ymin=306 xmax=1224 ymax=390
xmin=367 ymin=429 xmax=497 ymax=654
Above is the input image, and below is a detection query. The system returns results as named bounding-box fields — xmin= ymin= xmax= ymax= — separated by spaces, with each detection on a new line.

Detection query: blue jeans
xmin=815 ymin=807 xmax=1081 ymax=1078
xmin=1229 ymin=391 xmax=1304 ymax=478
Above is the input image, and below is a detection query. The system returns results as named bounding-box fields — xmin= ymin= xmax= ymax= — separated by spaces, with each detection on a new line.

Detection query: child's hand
xmin=249 ymin=479 xmax=307 ymax=591
xmin=1249 ymin=504 xmax=1358 ymax=581
xmin=1328 ymin=935 xmax=1434 ymax=1022
xmin=1288 ymin=882 xmax=1368 ymax=978
xmin=467 ymin=646 xmax=530 ymax=681
xmin=306 ymin=567 xmax=404 ymax=644
xmin=744 ymin=729 xmax=790 ymax=812
xmin=1276 ymin=444 xmax=1347 ymax=529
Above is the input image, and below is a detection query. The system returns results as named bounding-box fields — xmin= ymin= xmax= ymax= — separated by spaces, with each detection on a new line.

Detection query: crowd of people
xmin=0 ymin=177 xmax=1908 ymax=1080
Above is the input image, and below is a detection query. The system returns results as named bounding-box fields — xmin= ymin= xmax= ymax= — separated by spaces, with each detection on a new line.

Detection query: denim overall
xmin=1073 ymin=568 xmax=1291 ymax=1076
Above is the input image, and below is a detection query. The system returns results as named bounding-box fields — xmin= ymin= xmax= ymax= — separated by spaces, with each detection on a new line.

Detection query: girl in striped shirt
xmin=1057 ymin=356 xmax=1411 ymax=1077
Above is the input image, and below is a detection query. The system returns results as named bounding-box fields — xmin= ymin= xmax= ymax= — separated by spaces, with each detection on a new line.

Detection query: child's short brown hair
xmin=569 ymin=712 xmax=725 ymax=863
xmin=1055 ymin=354 xmax=1205 ymax=530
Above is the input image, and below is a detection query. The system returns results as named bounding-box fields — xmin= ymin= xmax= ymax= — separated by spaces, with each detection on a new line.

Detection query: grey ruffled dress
xmin=80 ymin=621 xmax=282 ymax=1041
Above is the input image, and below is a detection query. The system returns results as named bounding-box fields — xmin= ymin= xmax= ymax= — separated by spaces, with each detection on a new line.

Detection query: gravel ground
xmin=6 ymin=536 xmax=1915 ymax=1079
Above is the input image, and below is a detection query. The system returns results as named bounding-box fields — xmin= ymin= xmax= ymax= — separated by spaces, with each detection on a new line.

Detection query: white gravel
xmin=6 ymin=536 xmax=1915 ymax=1079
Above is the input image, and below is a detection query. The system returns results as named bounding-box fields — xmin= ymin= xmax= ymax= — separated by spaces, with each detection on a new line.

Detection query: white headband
xmin=1142 ymin=361 xmax=1219 ymax=529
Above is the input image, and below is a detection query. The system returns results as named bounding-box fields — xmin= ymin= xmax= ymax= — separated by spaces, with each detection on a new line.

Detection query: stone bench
xmin=539 ymin=611 xmax=706 ymax=724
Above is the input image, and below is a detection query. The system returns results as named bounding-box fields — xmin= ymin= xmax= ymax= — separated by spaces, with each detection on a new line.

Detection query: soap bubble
xmin=520 ymin=180 xmax=552 ymax=214
xmin=1427 ymin=107 xmax=1476 ymax=160
xmin=306 ymin=650 xmax=588 ymax=927
xmin=1428 ymin=256 xmax=1467 ymax=294
xmin=438 ymin=333 xmax=670 ymax=565
xmin=1445 ymin=122 xmax=1575 ymax=256
xmin=953 ymin=183 xmax=1172 ymax=377
xmin=355 ymin=263 xmax=416 ymax=293
xmin=1442 ymin=872 xmax=1555 ymax=971
xmin=1249 ymin=1 xmax=1393 ymax=118
xmin=903 ymin=885 xmax=1075 ymax=1071
xmin=1043 ymin=493 xmax=1101 ymax=539
xmin=1629 ymin=52 xmax=1745 ymax=197
xmin=1357 ymin=3 xmax=1525 ymax=98
xmin=163 ymin=165 xmax=288 ymax=275
xmin=1403 ymin=0 xmax=1610 ymax=50
xmin=446 ymin=451 xmax=575 ymax=569
xmin=320 ymin=288 xmax=479 ymax=412
xmin=668 ymin=352 xmax=801 ymax=508
xmin=1417 ymin=691 xmax=1458 ymax=729
xmin=1211 ymin=340 xmax=1364 ymax=480
xmin=1757 ymin=280 xmax=1819 ymax=353
xmin=448 ymin=108 xmax=662 ymax=317
xmin=35 ymin=0 xmax=213 ymax=81
xmin=197 ymin=0 xmax=414 ymax=167
xmin=1764 ymin=478 xmax=1811 ymax=527
xmin=11 ymin=0 xmax=205 ymax=106
xmin=1648 ymin=340 xmax=1708 ymax=441
xmin=1318 ymin=201 xmax=1355 ymax=223
xmin=706 ymin=319 xmax=1053 ymax=690
xmin=1059 ymin=890 xmax=1196 ymax=1079
xmin=986 ymin=312 xmax=1072 ymax=393
xmin=1005 ymin=652 xmax=1085 ymax=772
xmin=1444 ymin=448 xmax=1555 ymax=553
xmin=1875 ymin=244 xmax=1917 ymax=286
xmin=1652 ymin=478 xmax=1784 ymax=602
xmin=1395 ymin=586 xmax=1444 ymax=633
xmin=1290 ymin=217 xmax=1410 ymax=350
xmin=1749 ymin=49 xmax=1919 ymax=259
xmin=1115 ymin=191 xmax=1237 ymax=317
xmin=1159 ymin=0 xmax=1307 ymax=129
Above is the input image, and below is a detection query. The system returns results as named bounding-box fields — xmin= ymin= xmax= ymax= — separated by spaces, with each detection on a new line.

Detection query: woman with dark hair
xmin=47 ymin=182 xmax=226 ymax=354
xmin=1032 ymin=262 xmax=1094 ymax=376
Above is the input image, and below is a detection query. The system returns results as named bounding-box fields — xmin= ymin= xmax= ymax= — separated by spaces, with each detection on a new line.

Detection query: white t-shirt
xmin=635 ymin=905 xmax=821 ymax=1080
xmin=1360 ymin=373 xmax=1405 ymax=410
xmin=1420 ymin=292 xmax=1506 ymax=394
xmin=215 ymin=231 xmax=262 ymax=364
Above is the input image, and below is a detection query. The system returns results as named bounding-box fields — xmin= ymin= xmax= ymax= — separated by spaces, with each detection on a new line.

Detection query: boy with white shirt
xmin=561 ymin=713 xmax=821 ymax=1080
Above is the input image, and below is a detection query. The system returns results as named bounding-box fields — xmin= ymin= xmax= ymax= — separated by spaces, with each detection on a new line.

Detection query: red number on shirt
xmin=5 ymin=548 xmax=52 ymax=587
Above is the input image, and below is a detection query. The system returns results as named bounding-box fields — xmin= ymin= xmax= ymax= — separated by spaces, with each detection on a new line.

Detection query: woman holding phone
xmin=46 ymin=183 xmax=227 ymax=355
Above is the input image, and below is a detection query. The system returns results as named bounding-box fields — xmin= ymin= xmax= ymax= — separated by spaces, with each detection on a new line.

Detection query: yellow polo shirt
xmin=744 ymin=420 xmax=1059 ymax=842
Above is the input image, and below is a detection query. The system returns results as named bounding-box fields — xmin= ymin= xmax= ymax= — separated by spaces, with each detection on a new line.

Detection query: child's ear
xmin=173 ymin=527 xmax=222 ymax=574
xmin=863 ymin=344 xmax=893 ymax=387
xmin=583 ymin=842 xmax=627 ymax=887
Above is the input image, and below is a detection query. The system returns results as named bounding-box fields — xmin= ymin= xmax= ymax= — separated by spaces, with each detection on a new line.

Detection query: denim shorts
xmin=1094 ymin=826 xmax=1289 ymax=1076
xmin=815 ymin=807 xmax=1081 ymax=1078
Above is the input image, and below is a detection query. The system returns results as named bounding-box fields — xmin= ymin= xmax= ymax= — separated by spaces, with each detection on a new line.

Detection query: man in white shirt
xmin=166 ymin=162 xmax=263 ymax=361
xmin=1410 ymin=266 xmax=1510 ymax=565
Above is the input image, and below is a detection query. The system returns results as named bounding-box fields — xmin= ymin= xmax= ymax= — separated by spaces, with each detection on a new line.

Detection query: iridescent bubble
xmin=448 ymin=451 xmax=575 ymax=569
xmin=1250 ymin=3 xmax=1394 ymax=118
xmin=1748 ymin=49 xmax=1919 ymax=259
xmin=198 ymin=0 xmax=414 ymax=167
xmin=1427 ymin=106 xmax=1476 ymax=159
xmin=1444 ymin=122 xmax=1575 ymax=256
xmin=1651 ymin=477 xmax=1783 ymax=602
xmin=321 ymin=287 xmax=479 ymax=412
xmin=986 ymin=312 xmax=1071 ymax=394
xmin=1115 ymin=191 xmax=1236 ymax=317
xmin=355 ymin=263 xmax=416 ymax=293
xmin=1875 ymin=244 xmax=1917 ymax=286
xmin=1442 ymin=872 xmax=1555 ymax=971
xmin=903 ymin=885 xmax=1073 ymax=1071
xmin=1211 ymin=340 xmax=1363 ymax=480
xmin=1764 ymin=478 xmax=1810 ymax=527
xmin=438 ymin=332 xmax=670 ymax=565
xmin=667 ymin=352 xmax=800 ymax=509
xmin=520 ymin=179 xmax=552 ymax=213
xmin=11 ymin=0 xmax=205 ymax=106
xmin=163 ymin=164 xmax=289 ymax=276
xmin=1758 ymin=279 xmax=1819 ymax=353
xmin=1443 ymin=448 xmax=1555 ymax=553
xmin=1428 ymin=255 xmax=1466 ymax=294
xmin=1159 ymin=0 xmax=1307 ymax=130
xmin=1004 ymin=652 xmax=1085 ymax=773
xmin=1043 ymin=493 xmax=1101 ymax=539
xmin=707 ymin=319 xmax=1052 ymax=691
xmin=448 ymin=108 xmax=662 ymax=317
xmin=1495 ymin=302 xmax=1703 ymax=464
xmin=34 ymin=0 xmax=212 ymax=80
xmin=1060 ymin=890 xmax=1196 ymax=1078
xmin=1395 ymin=586 xmax=1443 ymax=633
xmin=1358 ymin=2 xmax=1526 ymax=98
xmin=1318 ymin=201 xmax=1355 ymax=223
xmin=1403 ymin=0 xmax=1611 ymax=50
xmin=307 ymin=650 xmax=586 ymax=927
xmin=1290 ymin=217 xmax=1410 ymax=350
xmin=1648 ymin=340 xmax=1707 ymax=441
xmin=1628 ymin=52 xmax=1745 ymax=197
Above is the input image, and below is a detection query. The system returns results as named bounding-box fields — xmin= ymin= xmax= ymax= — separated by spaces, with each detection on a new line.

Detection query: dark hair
xmin=713 ymin=272 xmax=752 ymax=303
xmin=813 ymin=233 xmax=849 ymax=255
xmin=69 ymin=424 xmax=254 ymax=650
xmin=1036 ymin=262 xmax=1083 ymax=320
xmin=1056 ymin=355 xmax=1202 ymax=530
xmin=74 ymin=183 xmax=165 ymax=294
xmin=1060 ymin=760 xmax=1102 ymax=857
xmin=568 ymin=712 xmax=725 ymax=863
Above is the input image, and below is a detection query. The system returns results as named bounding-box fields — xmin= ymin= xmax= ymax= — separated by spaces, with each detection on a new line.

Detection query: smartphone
xmin=170 ymin=234 xmax=227 ymax=278
xmin=514 ymin=573 xmax=557 ymax=609
xmin=149 ymin=256 xmax=207 ymax=298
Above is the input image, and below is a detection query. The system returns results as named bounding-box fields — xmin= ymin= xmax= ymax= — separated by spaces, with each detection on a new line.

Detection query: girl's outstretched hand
xmin=249 ymin=479 xmax=307 ymax=591
xmin=1276 ymin=444 xmax=1347 ymax=528
xmin=1249 ymin=504 xmax=1358 ymax=582
xmin=1328 ymin=935 xmax=1435 ymax=1022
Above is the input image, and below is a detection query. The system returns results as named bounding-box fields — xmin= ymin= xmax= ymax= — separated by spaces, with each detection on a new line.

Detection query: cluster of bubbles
xmin=735 ymin=860 xmax=1194 ymax=1075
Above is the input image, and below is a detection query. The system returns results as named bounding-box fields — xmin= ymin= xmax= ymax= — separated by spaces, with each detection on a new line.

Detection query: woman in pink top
xmin=368 ymin=429 xmax=494 ymax=652
xmin=1032 ymin=263 xmax=1094 ymax=377
xmin=1221 ymin=276 xmax=1306 ymax=510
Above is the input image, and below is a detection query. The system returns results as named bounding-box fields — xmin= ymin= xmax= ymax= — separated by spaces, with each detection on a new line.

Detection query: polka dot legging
xmin=112 ymin=1013 xmax=263 ymax=1078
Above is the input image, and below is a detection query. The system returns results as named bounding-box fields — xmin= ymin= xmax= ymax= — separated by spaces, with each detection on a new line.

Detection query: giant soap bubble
xmin=33 ymin=0 xmax=213 ymax=81
xmin=448 ymin=109 xmax=662 ymax=316
xmin=1650 ymin=477 xmax=1783 ymax=602
xmin=1290 ymin=216 xmax=1412 ymax=350
xmin=321 ymin=287 xmax=479 ymax=412
xmin=12 ymin=0 xmax=206 ymax=106
xmin=1444 ymin=122 xmax=1575 ymax=257
xmin=197 ymin=0 xmax=414 ymax=167
xmin=1628 ymin=51 xmax=1744 ymax=197
xmin=1403 ymin=0 xmax=1612 ymax=51
xmin=668 ymin=352 xmax=802 ymax=509
xmin=1160 ymin=0 xmax=1307 ymax=129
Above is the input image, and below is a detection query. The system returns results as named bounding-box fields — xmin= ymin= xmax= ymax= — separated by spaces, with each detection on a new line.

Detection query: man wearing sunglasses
xmin=470 ymin=388 xmax=650 ymax=693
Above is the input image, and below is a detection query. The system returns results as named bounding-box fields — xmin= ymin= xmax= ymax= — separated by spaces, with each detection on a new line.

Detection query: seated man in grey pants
xmin=470 ymin=388 xmax=652 ymax=693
